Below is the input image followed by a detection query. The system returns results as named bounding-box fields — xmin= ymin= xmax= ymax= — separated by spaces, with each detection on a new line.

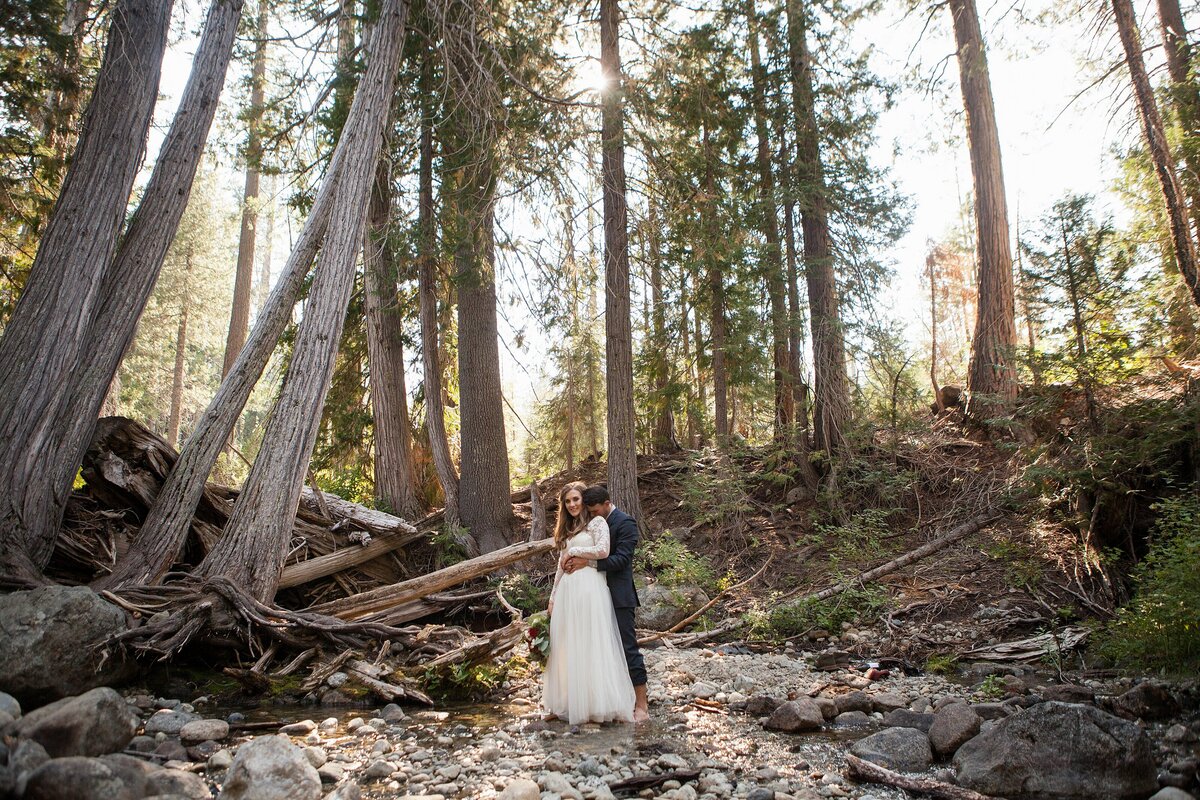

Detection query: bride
xmin=541 ymin=481 xmax=635 ymax=724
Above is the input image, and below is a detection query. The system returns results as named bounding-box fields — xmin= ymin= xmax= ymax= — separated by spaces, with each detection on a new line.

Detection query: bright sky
xmin=150 ymin=0 xmax=1150 ymax=452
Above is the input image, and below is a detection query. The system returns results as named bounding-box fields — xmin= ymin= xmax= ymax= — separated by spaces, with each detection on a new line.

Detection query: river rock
xmin=180 ymin=718 xmax=230 ymax=743
xmin=323 ymin=784 xmax=363 ymax=800
xmin=219 ymin=735 xmax=322 ymax=800
xmin=145 ymin=709 xmax=201 ymax=735
xmin=833 ymin=711 xmax=871 ymax=727
xmin=1040 ymin=684 xmax=1095 ymax=704
xmin=764 ymin=699 xmax=823 ymax=732
xmin=0 ymin=586 xmax=133 ymax=705
xmin=22 ymin=754 xmax=153 ymax=800
xmin=870 ymin=692 xmax=907 ymax=712
xmin=10 ymin=686 xmax=138 ymax=757
xmin=745 ymin=695 xmax=784 ymax=716
xmin=539 ymin=771 xmax=583 ymax=800
xmin=636 ymin=583 xmax=710 ymax=631
xmin=927 ymin=703 xmax=981 ymax=758
xmin=850 ymin=728 xmax=933 ymax=772
xmin=0 ymin=691 xmax=21 ymax=719
xmin=835 ymin=691 xmax=873 ymax=714
xmin=1149 ymin=790 xmax=1197 ymax=800
xmin=882 ymin=709 xmax=934 ymax=732
xmin=1111 ymin=682 xmax=1180 ymax=721
xmin=953 ymin=701 xmax=1158 ymax=798
xmin=145 ymin=768 xmax=212 ymax=799
xmin=499 ymin=778 xmax=541 ymax=800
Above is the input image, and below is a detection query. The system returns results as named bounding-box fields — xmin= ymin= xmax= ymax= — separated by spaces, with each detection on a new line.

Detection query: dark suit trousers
xmin=614 ymin=607 xmax=647 ymax=686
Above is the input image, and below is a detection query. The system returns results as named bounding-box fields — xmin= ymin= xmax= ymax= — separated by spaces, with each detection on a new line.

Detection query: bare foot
xmin=633 ymin=706 xmax=650 ymax=724
xmin=542 ymin=712 xmax=560 ymax=722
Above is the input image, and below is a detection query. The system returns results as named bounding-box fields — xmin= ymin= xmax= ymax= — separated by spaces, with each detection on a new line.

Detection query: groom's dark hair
xmin=581 ymin=485 xmax=610 ymax=506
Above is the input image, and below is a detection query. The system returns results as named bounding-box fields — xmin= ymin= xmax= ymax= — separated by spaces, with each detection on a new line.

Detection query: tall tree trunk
xmin=416 ymin=68 xmax=459 ymax=524
xmin=600 ymin=0 xmax=643 ymax=523
xmin=680 ymin=271 xmax=697 ymax=447
xmin=647 ymin=201 xmax=678 ymax=452
xmin=255 ymin=175 xmax=276 ymax=311
xmin=950 ymin=0 xmax=1020 ymax=419
xmin=1157 ymin=0 xmax=1200 ymax=240
xmin=1114 ymin=0 xmax=1200 ymax=308
xmin=168 ymin=252 xmax=196 ymax=447
xmin=364 ymin=158 xmax=420 ymax=518
xmin=784 ymin=0 xmax=851 ymax=456
xmin=1059 ymin=219 xmax=1098 ymax=430
xmin=0 ymin=0 xmax=176 ymax=582
xmin=198 ymin=0 xmax=409 ymax=602
xmin=222 ymin=0 xmax=270 ymax=378
xmin=455 ymin=198 xmax=513 ymax=552
xmin=704 ymin=133 xmax=730 ymax=444
xmin=928 ymin=249 xmax=943 ymax=411
xmin=746 ymin=0 xmax=792 ymax=440
xmin=97 ymin=0 xmax=402 ymax=591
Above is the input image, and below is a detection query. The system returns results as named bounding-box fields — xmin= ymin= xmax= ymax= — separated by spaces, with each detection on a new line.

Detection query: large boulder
xmin=635 ymin=582 xmax=710 ymax=631
xmin=8 ymin=687 xmax=138 ymax=757
xmin=850 ymin=727 xmax=933 ymax=772
xmin=22 ymin=754 xmax=154 ymax=800
xmin=953 ymin=701 xmax=1158 ymax=799
xmin=219 ymin=735 xmax=322 ymax=800
xmin=764 ymin=699 xmax=824 ymax=733
xmin=927 ymin=702 xmax=981 ymax=758
xmin=0 ymin=586 xmax=132 ymax=705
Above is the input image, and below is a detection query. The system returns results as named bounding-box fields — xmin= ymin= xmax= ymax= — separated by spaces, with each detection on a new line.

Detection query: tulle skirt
xmin=541 ymin=568 xmax=635 ymax=724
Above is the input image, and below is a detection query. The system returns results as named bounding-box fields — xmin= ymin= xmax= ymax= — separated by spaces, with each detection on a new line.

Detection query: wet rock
xmin=180 ymin=718 xmax=229 ymax=743
xmin=498 ymin=778 xmax=541 ymax=800
xmin=882 ymin=708 xmax=935 ymax=732
xmin=320 ymin=690 xmax=353 ymax=706
xmin=927 ymin=703 xmax=981 ymax=758
xmin=208 ymin=749 xmax=234 ymax=771
xmin=187 ymin=739 xmax=224 ymax=762
xmin=11 ymin=686 xmax=138 ymax=757
xmin=154 ymin=739 xmax=189 ymax=762
xmin=953 ymin=702 xmax=1157 ymax=799
xmin=280 ymin=720 xmax=318 ymax=735
xmin=637 ymin=584 xmax=710 ymax=631
xmin=764 ymin=699 xmax=823 ymax=733
xmin=832 ymin=711 xmax=871 ymax=727
xmin=850 ymin=728 xmax=933 ymax=772
xmin=1111 ymin=682 xmax=1180 ymax=721
xmin=0 ymin=586 xmax=134 ymax=705
xmin=219 ymin=735 xmax=322 ymax=800
xmin=380 ymin=703 xmax=406 ymax=723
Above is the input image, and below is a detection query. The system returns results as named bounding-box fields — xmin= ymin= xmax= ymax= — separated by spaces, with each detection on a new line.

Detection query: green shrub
xmin=496 ymin=573 xmax=548 ymax=616
xmin=924 ymin=653 xmax=959 ymax=676
xmin=430 ymin=523 xmax=470 ymax=567
xmin=420 ymin=661 xmax=508 ymax=701
xmin=749 ymin=584 xmax=889 ymax=641
xmin=637 ymin=531 xmax=716 ymax=592
xmin=1096 ymin=492 xmax=1200 ymax=673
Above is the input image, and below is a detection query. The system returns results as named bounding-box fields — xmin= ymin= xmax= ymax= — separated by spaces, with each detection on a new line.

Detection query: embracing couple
xmin=541 ymin=482 xmax=650 ymax=725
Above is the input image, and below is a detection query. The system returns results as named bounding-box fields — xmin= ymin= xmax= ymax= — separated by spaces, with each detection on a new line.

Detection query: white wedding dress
xmin=541 ymin=515 xmax=635 ymax=724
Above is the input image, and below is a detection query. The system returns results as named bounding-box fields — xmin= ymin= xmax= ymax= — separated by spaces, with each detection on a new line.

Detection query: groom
xmin=562 ymin=484 xmax=649 ymax=723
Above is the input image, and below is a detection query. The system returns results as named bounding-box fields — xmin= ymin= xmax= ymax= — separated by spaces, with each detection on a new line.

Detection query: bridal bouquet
xmin=524 ymin=611 xmax=550 ymax=663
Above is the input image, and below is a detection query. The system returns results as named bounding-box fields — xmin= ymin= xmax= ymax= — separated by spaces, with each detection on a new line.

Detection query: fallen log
xmin=845 ymin=754 xmax=999 ymax=800
xmin=298 ymin=487 xmax=418 ymax=536
xmin=307 ymin=539 xmax=556 ymax=620
xmin=959 ymin=626 xmax=1089 ymax=663
xmin=278 ymin=526 xmax=427 ymax=589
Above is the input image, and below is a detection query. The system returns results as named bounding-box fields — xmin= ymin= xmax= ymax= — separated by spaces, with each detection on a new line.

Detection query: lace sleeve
xmin=566 ymin=516 xmax=611 ymax=560
xmin=549 ymin=547 xmax=565 ymax=610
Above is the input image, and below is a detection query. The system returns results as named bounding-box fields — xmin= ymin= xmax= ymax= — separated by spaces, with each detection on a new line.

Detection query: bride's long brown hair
xmin=553 ymin=481 xmax=592 ymax=550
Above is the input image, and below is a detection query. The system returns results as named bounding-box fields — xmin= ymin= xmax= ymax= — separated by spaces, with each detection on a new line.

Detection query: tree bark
xmin=364 ymin=158 xmax=421 ymax=518
xmin=222 ymin=0 xmax=269 ymax=378
xmin=0 ymin=0 xmax=179 ymax=582
xmin=703 ymin=134 xmax=730 ymax=444
xmin=416 ymin=44 xmax=460 ymax=525
xmin=96 ymin=0 xmax=400 ymax=591
xmin=168 ymin=252 xmax=196 ymax=447
xmin=746 ymin=0 xmax=792 ymax=440
xmin=1114 ymin=0 xmax=1200 ymax=308
xmin=1156 ymin=0 xmax=1200 ymax=240
xmin=950 ymin=0 xmax=1020 ymax=418
xmin=784 ymin=0 xmax=851 ymax=456
xmin=600 ymin=0 xmax=643 ymax=523
xmin=198 ymin=0 xmax=410 ymax=603
xmin=647 ymin=201 xmax=678 ymax=452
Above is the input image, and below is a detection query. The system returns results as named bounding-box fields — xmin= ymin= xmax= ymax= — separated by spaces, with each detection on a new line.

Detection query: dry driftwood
xmin=298 ymin=487 xmax=417 ymax=536
xmin=960 ymin=626 xmax=1090 ymax=663
xmin=610 ymin=769 xmax=701 ymax=792
xmin=307 ymin=539 xmax=556 ymax=620
xmin=845 ymin=754 xmax=999 ymax=800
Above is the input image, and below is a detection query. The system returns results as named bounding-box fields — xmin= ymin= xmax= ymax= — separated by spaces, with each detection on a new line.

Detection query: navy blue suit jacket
xmin=595 ymin=507 xmax=640 ymax=609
